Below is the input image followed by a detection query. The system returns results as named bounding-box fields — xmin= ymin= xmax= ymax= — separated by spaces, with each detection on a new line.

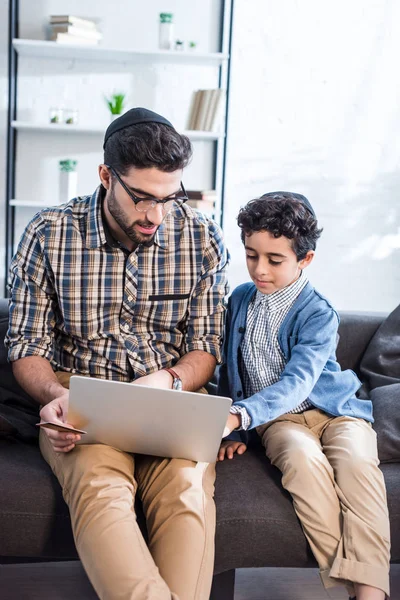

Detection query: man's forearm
xmin=12 ymin=356 xmax=65 ymax=406
xmin=173 ymin=350 xmax=217 ymax=392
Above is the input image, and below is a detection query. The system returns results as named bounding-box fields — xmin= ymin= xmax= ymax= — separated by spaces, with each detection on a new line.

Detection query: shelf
xmin=10 ymin=199 xmax=52 ymax=207
xmin=11 ymin=121 xmax=224 ymax=141
xmin=12 ymin=39 xmax=228 ymax=66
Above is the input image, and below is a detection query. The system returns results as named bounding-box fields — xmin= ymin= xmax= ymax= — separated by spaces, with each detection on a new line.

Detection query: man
xmin=6 ymin=107 xmax=229 ymax=600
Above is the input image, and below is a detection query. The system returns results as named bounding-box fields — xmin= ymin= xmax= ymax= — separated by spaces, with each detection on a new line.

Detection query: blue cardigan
xmin=217 ymin=282 xmax=373 ymax=429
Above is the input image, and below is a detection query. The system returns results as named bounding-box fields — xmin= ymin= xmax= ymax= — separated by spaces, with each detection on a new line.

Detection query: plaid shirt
xmin=231 ymin=270 xmax=311 ymax=429
xmin=6 ymin=186 xmax=229 ymax=381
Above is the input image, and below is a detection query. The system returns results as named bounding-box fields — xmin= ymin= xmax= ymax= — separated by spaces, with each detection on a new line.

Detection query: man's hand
xmin=222 ymin=412 xmax=241 ymax=438
xmin=133 ymin=370 xmax=174 ymax=389
xmin=39 ymin=390 xmax=81 ymax=453
xmin=217 ymin=441 xmax=247 ymax=461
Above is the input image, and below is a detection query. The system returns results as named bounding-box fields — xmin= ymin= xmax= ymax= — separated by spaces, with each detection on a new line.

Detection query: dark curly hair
xmin=104 ymin=122 xmax=193 ymax=175
xmin=237 ymin=192 xmax=323 ymax=260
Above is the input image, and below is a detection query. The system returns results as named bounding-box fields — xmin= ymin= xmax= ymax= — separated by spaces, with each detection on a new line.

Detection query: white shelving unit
xmin=5 ymin=1 xmax=233 ymax=289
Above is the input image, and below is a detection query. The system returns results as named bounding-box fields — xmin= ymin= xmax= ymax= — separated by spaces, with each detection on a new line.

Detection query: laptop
xmin=67 ymin=375 xmax=232 ymax=463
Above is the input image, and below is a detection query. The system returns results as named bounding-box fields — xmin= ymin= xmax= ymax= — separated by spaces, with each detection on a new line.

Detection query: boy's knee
xmin=335 ymin=454 xmax=380 ymax=485
xmin=277 ymin=445 xmax=332 ymax=483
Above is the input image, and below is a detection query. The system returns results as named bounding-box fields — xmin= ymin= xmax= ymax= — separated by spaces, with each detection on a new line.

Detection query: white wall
xmin=224 ymin=0 xmax=400 ymax=312
xmin=9 ymin=0 xmax=223 ymax=255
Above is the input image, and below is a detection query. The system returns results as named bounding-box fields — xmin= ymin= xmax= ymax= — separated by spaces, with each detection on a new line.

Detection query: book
xmin=187 ymin=91 xmax=202 ymax=130
xmin=186 ymin=190 xmax=217 ymax=200
xmin=186 ymin=198 xmax=215 ymax=215
xmin=52 ymin=33 xmax=100 ymax=46
xmin=49 ymin=15 xmax=98 ymax=30
xmin=50 ymin=25 xmax=102 ymax=41
xmin=208 ymin=89 xmax=225 ymax=132
xmin=192 ymin=90 xmax=206 ymax=130
xmin=186 ymin=190 xmax=216 ymax=215
xmin=187 ymin=89 xmax=225 ymax=132
xmin=204 ymin=89 xmax=221 ymax=131
xmin=197 ymin=90 xmax=214 ymax=131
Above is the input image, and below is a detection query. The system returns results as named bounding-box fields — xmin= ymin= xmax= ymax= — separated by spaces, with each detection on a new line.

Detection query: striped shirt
xmin=6 ymin=186 xmax=229 ymax=381
xmin=231 ymin=270 xmax=311 ymax=429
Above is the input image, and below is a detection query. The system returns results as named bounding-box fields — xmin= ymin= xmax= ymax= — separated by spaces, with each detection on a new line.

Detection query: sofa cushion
xmin=0 ymin=439 xmax=76 ymax=559
xmin=371 ymin=384 xmax=400 ymax=463
xmin=0 ymin=304 xmax=41 ymax=442
xmin=357 ymin=304 xmax=400 ymax=463
xmin=360 ymin=303 xmax=400 ymax=390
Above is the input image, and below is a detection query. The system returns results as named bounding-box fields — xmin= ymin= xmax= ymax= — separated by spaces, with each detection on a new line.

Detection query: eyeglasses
xmin=106 ymin=165 xmax=189 ymax=214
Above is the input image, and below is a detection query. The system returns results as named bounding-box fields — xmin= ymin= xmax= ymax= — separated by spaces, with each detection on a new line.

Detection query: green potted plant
xmin=104 ymin=93 xmax=126 ymax=121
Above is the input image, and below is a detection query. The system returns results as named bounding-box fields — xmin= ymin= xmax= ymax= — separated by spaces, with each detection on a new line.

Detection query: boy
xmin=218 ymin=192 xmax=390 ymax=600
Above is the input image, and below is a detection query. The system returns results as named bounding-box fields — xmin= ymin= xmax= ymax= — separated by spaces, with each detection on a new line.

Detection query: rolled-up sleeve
xmin=6 ymin=217 xmax=56 ymax=363
xmin=183 ymin=221 xmax=229 ymax=363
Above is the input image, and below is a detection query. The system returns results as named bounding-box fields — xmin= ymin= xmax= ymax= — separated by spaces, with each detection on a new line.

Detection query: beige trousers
xmin=257 ymin=409 xmax=391 ymax=597
xmin=40 ymin=373 xmax=216 ymax=600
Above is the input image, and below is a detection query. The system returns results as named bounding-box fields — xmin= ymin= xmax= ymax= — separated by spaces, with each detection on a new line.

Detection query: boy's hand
xmin=222 ymin=412 xmax=241 ymax=437
xmin=217 ymin=441 xmax=247 ymax=461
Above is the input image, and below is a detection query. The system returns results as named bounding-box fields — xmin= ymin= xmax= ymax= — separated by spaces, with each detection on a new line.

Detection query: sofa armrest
xmin=337 ymin=311 xmax=387 ymax=375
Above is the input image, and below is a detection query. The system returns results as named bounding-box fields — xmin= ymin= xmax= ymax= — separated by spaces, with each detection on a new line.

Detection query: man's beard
xmin=107 ymin=186 xmax=159 ymax=248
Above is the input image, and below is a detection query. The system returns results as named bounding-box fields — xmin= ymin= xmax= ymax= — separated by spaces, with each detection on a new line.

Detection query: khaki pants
xmin=40 ymin=373 xmax=216 ymax=600
xmin=257 ymin=409 xmax=391 ymax=597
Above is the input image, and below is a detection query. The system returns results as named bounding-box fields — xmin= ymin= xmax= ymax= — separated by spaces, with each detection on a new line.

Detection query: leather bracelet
xmin=163 ymin=368 xmax=182 ymax=390
xmin=163 ymin=367 xmax=180 ymax=381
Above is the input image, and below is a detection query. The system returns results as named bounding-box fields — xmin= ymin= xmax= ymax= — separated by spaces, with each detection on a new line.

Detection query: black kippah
xmin=260 ymin=191 xmax=316 ymax=219
xmin=103 ymin=107 xmax=174 ymax=148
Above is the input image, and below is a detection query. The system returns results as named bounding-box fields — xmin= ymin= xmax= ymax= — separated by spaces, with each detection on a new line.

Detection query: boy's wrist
xmin=228 ymin=412 xmax=241 ymax=431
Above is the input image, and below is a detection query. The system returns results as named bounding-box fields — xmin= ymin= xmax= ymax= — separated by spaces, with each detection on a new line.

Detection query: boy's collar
xmin=255 ymin=271 xmax=308 ymax=311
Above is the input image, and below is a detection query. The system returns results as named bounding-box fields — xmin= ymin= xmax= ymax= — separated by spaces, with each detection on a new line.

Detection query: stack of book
xmin=49 ymin=15 xmax=102 ymax=46
xmin=187 ymin=89 xmax=225 ymax=132
xmin=186 ymin=190 xmax=216 ymax=216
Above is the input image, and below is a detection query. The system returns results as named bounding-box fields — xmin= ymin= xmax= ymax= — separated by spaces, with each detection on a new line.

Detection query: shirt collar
xmin=86 ymin=186 xmax=107 ymax=249
xmin=254 ymin=270 xmax=308 ymax=312
xmin=85 ymin=185 xmax=168 ymax=250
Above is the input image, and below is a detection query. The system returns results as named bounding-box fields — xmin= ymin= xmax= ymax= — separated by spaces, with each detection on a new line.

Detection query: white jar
xmin=159 ymin=13 xmax=173 ymax=50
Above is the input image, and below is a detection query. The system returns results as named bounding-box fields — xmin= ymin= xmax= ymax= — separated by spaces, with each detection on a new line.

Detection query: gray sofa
xmin=0 ymin=297 xmax=399 ymax=599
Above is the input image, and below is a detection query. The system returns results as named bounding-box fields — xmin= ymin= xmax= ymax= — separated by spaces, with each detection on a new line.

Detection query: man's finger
xmin=44 ymin=429 xmax=79 ymax=442
xmin=54 ymin=444 xmax=75 ymax=453
xmin=51 ymin=436 xmax=80 ymax=448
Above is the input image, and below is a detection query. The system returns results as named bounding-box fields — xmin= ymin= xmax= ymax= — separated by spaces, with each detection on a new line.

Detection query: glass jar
xmin=159 ymin=13 xmax=174 ymax=50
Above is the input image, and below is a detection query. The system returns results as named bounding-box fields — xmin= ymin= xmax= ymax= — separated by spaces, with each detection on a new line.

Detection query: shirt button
xmin=123 ymin=323 xmax=130 ymax=332
xmin=237 ymin=390 xmax=243 ymax=398
xmin=260 ymin=370 xmax=265 ymax=377
xmin=132 ymin=352 xmax=137 ymax=359
xmin=238 ymin=327 xmax=245 ymax=333
xmin=127 ymin=296 xmax=133 ymax=302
